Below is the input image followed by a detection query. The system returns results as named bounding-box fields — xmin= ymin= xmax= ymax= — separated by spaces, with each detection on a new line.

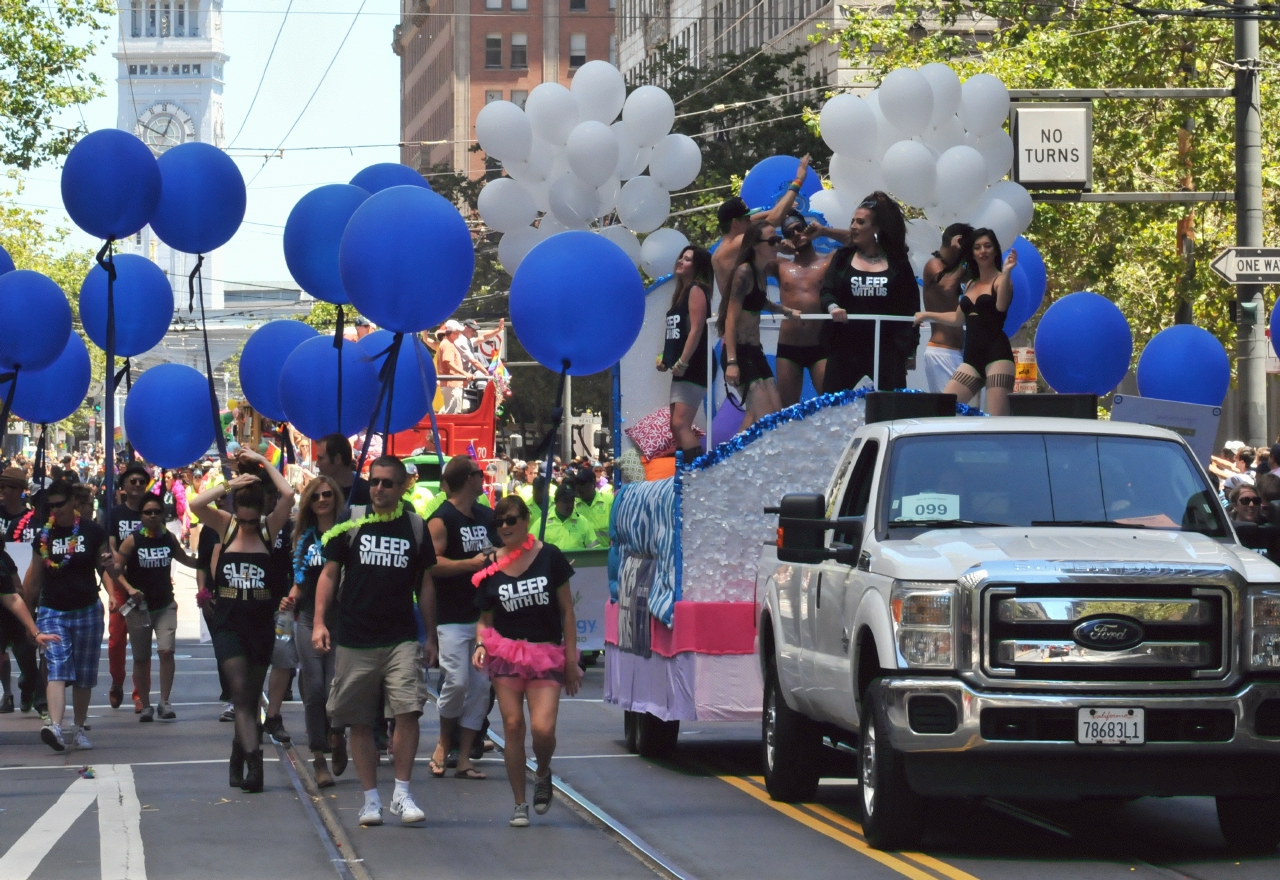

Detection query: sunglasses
xmin=312 ymin=490 xmax=335 ymax=501
xmin=759 ymin=235 xmax=782 ymax=246
xmin=1238 ymin=496 xmax=1262 ymax=506
xmin=468 ymin=470 xmax=484 ymax=479
xmin=497 ymin=515 xmax=524 ymax=527
xmin=369 ymin=478 xmax=400 ymax=490
xmin=235 ymin=516 xmax=260 ymax=527
xmin=859 ymin=199 xmax=878 ymax=209
xmin=142 ymin=509 xmax=164 ymax=517
xmin=48 ymin=497 xmax=71 ymax=509
xmin=126 ymin=477 xmax=147 ymax=486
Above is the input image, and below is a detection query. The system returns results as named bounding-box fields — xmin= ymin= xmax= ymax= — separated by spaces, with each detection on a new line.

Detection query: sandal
xmin=454 ymin=766 xmax=486 ymax=780
xmin=428 ymin=757 xmax=446 ymax=778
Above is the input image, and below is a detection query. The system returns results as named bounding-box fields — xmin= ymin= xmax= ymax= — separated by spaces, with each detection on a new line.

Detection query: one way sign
xmin=1211 ymin=247 xmax=1280 ymax=284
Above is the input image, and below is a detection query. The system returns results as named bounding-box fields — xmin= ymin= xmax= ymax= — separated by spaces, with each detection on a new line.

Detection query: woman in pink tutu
xmin=471 ymin=495 xmax=582 ymax=827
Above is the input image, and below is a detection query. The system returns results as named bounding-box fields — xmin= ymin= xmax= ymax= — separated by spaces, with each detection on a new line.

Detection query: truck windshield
xmin=883 ymin=433 xmax=1227 ymax=537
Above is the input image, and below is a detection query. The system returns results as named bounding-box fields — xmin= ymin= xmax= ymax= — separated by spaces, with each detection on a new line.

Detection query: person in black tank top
xmin=189 ymin=451 xmax=296 ymax=794
xmin=115 ymin=495 xmax=198 ymax=721
xmin=427 ymin=455 xmax=498 ymax=779
xmin=913 ymin=227 xmax=1019 ymax=415
xmin=658 ymin=245 xmax=714 ymax=463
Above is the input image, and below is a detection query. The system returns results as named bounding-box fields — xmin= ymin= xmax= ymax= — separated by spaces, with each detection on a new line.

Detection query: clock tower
xmin=114 ymin=0 xmax=229 ymax=308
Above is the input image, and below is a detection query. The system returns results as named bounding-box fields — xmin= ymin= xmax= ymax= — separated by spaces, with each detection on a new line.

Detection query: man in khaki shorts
xmin=312 ymin=456 xmax=438 ymax=827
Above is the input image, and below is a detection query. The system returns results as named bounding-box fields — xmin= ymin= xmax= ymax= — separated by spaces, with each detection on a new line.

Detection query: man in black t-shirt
xmin=426 ymin=455 xmax=496 ymax=779
xmin=316 ymin=434 xmax=372 ymax=506
xmin=105 ymin=462 xmax=150 ymax=710
xmin=313 ymin=456 xmax=436 ymax=827
xmin=0 ymin=466 xmax=42 ymax=714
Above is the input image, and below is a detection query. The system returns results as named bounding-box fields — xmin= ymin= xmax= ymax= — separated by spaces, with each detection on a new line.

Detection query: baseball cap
xmin=404 ymin=462 xmax=418 ymax=477
xmin=463 ymin=319 xmax=480 ymax=331
xmin=443 ymin=319 xmax=464 ymax=333
xmin=0 ymin=467 xmax=26 ymax=489
xmin=117 ymin=462 xmax=150 ymax=487
xmin=573 ymin=466 xmax=595 ymax=484
xmin=717 ymin=196 xmax=750 ymax=231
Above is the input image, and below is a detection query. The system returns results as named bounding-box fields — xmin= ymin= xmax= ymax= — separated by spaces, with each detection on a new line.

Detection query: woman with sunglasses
xmin=657 ymin=245 xmax=714 ymax=463
xmin=114 ymin=495 xmax=199 ymax=722
xmin=190 ymin=451 xmax=295 ymax=793
xmin=472 ymin=496 xmax=581 ymax=826
xmin=717 ymin=223 xmax=799 ymax=432
xmin=285 ymin=475 xmax=348 ymax=787
xmin=1230 ymin=485 xmax=1265 ymax=524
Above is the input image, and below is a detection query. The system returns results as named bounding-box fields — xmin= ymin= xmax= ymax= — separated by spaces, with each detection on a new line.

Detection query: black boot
xmin=241 ymin=749 xmax=264 ymax=793
xmin=229 ymin=740 xmax=245 ymax=788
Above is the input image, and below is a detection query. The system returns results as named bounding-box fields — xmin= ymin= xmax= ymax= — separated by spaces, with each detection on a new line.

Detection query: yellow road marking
xmin=802 ymin=804 xmax=981 ymax=880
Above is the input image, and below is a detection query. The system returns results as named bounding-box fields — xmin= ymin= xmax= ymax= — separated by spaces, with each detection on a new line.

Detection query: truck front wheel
xmin=859 ymin=680 xmax=924 ymax=850
xmin=1216 ymin=796 xmax=1280 ymax=854
xmin=762 ymin=661 xmax=821 ymax=802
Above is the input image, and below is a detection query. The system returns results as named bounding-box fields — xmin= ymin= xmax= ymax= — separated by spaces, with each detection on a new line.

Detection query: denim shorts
xmin=39 ymin=602 xmax=105 ymax=688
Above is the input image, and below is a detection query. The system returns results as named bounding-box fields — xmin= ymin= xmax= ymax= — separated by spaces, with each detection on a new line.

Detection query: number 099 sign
xmin=895 ymin=493 xmax=960 ymax=522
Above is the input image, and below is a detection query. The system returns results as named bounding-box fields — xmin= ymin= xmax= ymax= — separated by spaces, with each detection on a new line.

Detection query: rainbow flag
xmin=265 ymin=442 xmax=283 ymax=470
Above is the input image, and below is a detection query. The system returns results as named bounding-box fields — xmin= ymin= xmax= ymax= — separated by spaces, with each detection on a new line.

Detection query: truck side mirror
xmin=773 ymin=493 xmax=828 ymax=564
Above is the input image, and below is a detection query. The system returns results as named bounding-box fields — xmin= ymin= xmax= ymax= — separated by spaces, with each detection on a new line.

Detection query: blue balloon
xmin=60 ymin=129 xmax=160 ymax=241
xmin=1002 ymin=238 xmax=1047 ymax=335
xmin=358 ymin=329 xmax=437 ymax=434
xmin=149 ymin=142 xmax=246 ymax=254
xmin=339 ymin=186 xmax=474 ymax=334
xmin=1034 ymin=292 xmax=1132 ymax=395
xmin=0 ymin=270 xmax=73 ymax=372
xmin=124 ymin=364 xmax=217 ymax=468
xmin=1137 ymin=325 xmax=1230 ymax=407
xmin=349 ymin=163 xmax=432 ymax=195
xmin=79 ymin=254 xmax=173 ymax=357
xmin=739 ymin=156 xmax=823 ymax=213
xmin=0 ymin=333 xmax=91 ymax=425
xmin=283 ymin=184 xmax=370 ymax=305
xmin=278 ymin=335 xmax=381 ymax=440
xmin=239 ymin=320 xmax=319 ymax=422
xmin=510 ymin=231 xmax=644 ymax=375
xmin=0 ymin=243 xmax=14 ymax=276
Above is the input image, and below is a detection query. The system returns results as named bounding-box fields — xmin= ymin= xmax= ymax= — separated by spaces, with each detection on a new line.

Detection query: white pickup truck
xmin=756 ymin=414 xmax=1280 ymax=852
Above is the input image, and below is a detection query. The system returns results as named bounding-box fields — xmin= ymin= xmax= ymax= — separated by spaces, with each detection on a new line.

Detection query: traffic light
xmin=93 ymin=399 xmax=101 ymax=414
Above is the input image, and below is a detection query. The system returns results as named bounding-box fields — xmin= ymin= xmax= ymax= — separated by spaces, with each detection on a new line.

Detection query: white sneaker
xmin=71 ymin=728 xmax=93 ymax=750
xmin=389 ymin=792 xmax=425 ymax=824
xmin=358 ymin=802 xmax=383 ymax=826
xmin=40 ymin=723 xmax=65 ymax=752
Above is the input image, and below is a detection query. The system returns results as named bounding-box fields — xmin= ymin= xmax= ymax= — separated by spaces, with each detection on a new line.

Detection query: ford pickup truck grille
xmin=983 ymin=586 xmax=1230 ymax=682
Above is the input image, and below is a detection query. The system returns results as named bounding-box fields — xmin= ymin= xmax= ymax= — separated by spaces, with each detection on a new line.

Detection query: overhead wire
xmin=227 ymin=0 xmax=294 ymax=148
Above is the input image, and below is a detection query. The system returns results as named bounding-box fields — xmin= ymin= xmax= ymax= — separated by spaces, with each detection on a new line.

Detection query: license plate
xmin=1078 ymin=708 xmax=1144 ymax=745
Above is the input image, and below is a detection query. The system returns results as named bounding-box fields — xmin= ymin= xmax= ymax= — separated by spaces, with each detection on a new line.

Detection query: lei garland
xmin=293 ymin=527 xmax=318 ymax=585
xmin=12 ymin=509 xmax=35 ymax=541
xmin=321 ymin=501 xmax=406 ymax=547
xmin=139 ymin=524 xmax=164 ymax=540
xmin=38 ymin=514 xmax=81 ymax=571
xmin=471 ymin=534 xmax=537 ymax=588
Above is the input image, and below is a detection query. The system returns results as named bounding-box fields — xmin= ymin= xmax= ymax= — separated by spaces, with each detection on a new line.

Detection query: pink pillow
xmin=624 ymin=408 xmax=703 ymax=460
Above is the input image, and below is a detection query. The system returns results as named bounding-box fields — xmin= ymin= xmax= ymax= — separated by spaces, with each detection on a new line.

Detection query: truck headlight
xmin=1249 ymin=588 xmax=1280 ymax=670
xmin=891 ymin=583 xmax=955 ymax=669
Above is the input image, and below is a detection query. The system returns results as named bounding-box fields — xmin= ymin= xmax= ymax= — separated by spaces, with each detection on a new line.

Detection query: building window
xmin=161 ymin=64 xmax=169 ymax=73
xmin=511 ymin=0 xmax=527 ymax=8
xmin=175 ymin=0 xmax=185 ymax=35
xmin=146 ymin=1 xmax=157 ymax=36
xmin=129 ymin=64 xmax=138 ymax=74
xmin=189 ymin=0 xmax=199 ymax=36
xmin=511 ymin=33 xmax=528 ymax=68
xmin=131 ymin=0 xmax=142 ymax=37
xmin=511 ymin=89 xmax=528 ymax=109
xmin=193 ymin=63 xmax=200 ymax=74
xmin=570 ymin=0 xmax=586 ymax=9
xmin=150 ymin=64 xmax=159 ymax=74
xmin=182 ymin=63 xmax=190 ymax=74
xmin=486 ymin=0 xmax=501 ymax=7
xmin=160 ymin=0 xmax=171 ymax=36
xmin=569 ymin=33 xmax=586 ymax=68
xmin=485 ymin=34 xmax=502 ymax=68
xmin=609 ymin=33 xmax=617 ymax=65
xmin=485 ymin=90 xmax=503 ymax=103
xmin=609 ymin=0 xmax=615 ymax=9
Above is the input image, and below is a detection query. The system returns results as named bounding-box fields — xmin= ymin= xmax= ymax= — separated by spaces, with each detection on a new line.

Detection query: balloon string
xmin=116 ymin=359 xmax=135 ymax=461
xmin=537 ymin=361 xmax=570 ymax=543
xmin=412 ymin=338 xmax=445 ymax=462
xmin=191 ymin=255 xmax=232 ymax=482
xmin=280 ymin=424 xmax=297 ymax=466
xmin=355 ymin=332 xmax=402 ymax=476
xmin=96 ymin=238 xmax=117 ymax=530
xmin=335 ymin=305 xmax=345 ymax=436
xmin=0 ymin=370 xmax=17 ymax=452
xmin=31 ymin=424 xmax=48 ymax=520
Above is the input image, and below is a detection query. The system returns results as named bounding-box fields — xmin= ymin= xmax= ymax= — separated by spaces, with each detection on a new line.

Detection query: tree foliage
xmin=824 ymin=0 xmax=1279 ymax=360
xmin=0 ymin=0 xmax=115 ymax=168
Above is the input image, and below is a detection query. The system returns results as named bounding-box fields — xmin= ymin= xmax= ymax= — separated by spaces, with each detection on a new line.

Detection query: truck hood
xmin=874 ymin=527 xmax=1280 ymax=583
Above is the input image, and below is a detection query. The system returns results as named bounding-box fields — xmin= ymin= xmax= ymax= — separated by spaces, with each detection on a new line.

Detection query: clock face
xmin=135 ymin=102 xmax=196 ymax=154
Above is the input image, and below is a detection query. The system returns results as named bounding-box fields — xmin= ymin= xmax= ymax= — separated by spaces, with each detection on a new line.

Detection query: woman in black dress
xmin=190 ymin=451 xmax=295 ymax=792
xmin=657 ymin=245 xmax=713 ymax=462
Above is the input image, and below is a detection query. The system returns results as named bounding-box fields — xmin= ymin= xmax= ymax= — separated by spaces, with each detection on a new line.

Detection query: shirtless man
xmin=711 ymin=155 xmax=812 ymax=303
xmin=771 ymin=212 xmax=833 ymax=406
xmin=919 ymin=223 xmax=974 ymax=393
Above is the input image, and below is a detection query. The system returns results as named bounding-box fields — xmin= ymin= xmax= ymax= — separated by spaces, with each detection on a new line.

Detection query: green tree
xmin=825 ymin=0 xmax=1275 ymax=361
xmin=0 ymin=0 xmax=116 ymax=168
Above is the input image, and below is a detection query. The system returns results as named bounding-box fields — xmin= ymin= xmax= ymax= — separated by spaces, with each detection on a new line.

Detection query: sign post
xmin=1210 ymin=247 xmax=1280 ymax=285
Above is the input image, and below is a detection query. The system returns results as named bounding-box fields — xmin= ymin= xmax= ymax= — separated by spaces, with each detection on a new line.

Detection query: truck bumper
xmin=880 ymin=678 xmax=1280 ymax=799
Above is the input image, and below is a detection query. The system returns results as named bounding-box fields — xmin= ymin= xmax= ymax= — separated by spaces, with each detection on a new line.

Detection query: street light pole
xmin=1235 ymin=0 xmax=1267 ymax=446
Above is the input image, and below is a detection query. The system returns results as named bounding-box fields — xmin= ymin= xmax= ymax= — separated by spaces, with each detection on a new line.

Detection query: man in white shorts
xmin=920 ymin=223 xmax=973 ymax=393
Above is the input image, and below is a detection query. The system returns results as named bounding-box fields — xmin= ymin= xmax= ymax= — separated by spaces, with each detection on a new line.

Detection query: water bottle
xmin=274 ymin=610 xmax=293 ymax=643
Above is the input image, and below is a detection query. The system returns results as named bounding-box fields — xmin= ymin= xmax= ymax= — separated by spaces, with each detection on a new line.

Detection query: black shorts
xmin=961 ymin=331 xmax=1015 ymax=373
xmin=721 ymin=344 xmax=773 ymax=390
xmin=775 ymin=343 xmax=826 ymax=371
xmin=211 ymin=603 xmax=275 ymax=668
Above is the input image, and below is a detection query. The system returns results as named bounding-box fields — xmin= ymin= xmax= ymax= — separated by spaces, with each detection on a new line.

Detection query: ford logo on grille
xmin=1073 ymin=617 xmax=1145 ymax=651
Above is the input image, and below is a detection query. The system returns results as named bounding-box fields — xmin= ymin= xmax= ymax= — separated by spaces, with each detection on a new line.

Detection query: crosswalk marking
xmin=0 ymin=763 xmax=148 ymax=880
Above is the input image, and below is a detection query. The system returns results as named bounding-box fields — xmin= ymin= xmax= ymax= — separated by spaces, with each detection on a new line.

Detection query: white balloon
xmin=522 ymin=178 xmax=551 ymax=213
xmin=828 ymin=153 xmax=881 ymax=199
xmin=616 ymin=175 xmax=670 ymax=234
xmin=622 ymin=85 xmax=675 ymax=148
xmin=987 ymin=180 xmax=1035 ymax=235
xmin=640 ymin=227 xmax=690 ymax=278
xmin=958 ymin=73 xmax=1010 ymax=136
xmin=566 ymin=120 xmax=619 ymax=187
xmin=819 ymin=93 xmax=877 ymax=161
xmin=548 ymin=173 xmax=600 ymax=229
xmin=538 ymin=213 xmax=570 ymax=236
xmin=648 ymin=133 xmax=701 ymax=191
xmin=498 ymin=226 xmax=548 ymax=275
xmin=611 ymin=121 xmax=652 ymax=180
xmin=525 ymin=82 xmax=579 ymax=146
xmin=865 ymin=91 xmax=906 ymax=159
xmin=599 ymin=225 xmax=641 ymax=265
xmin=924 ymin=203 xmax=960 ymax=228
xmin=596 ymin=176 xmax=620 ymax=215
xmin=906 ymin=217 xmax=942 ymax=254
xmin=922 ymin=115 xmax=965 ymax=155
xmin=880 ymin=139 xmax=937 ymax=209
xmin=974 ymin=129 xmax=1014 ymax=184
xmin=969 ymin=195 xmax=1019 ymax=250
xmin=571 ymin=60 xmax=627 ymax=124
xmin=807 ymin=188 xmax=857 ymax=230
xmin=919 ymin=63 xmax=962 ymax=127
xmin=934 ymin=145 xmax=988 ymax=216
xmin=475 ymin=101 xmax=532 ymax=164
xmin=879 ymin=68 xmax=934 ymax=136
xmin=477 ymin=178 xmax=538 ymax=233
xmin=547 ymin=151 xmax=573 ymax=184
xmin=504 ymin=137 xmax=555 ymax=183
